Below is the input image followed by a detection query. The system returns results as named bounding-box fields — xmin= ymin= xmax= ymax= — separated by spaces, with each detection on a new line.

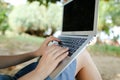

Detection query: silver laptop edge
xmin=50 ymin=0 xmax=99 ymax=79
xmin=50 ymin=36 xmax=93 ymax=80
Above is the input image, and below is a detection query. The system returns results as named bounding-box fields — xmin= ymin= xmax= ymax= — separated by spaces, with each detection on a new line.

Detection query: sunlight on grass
xmin=87 ymin=43 xmax=120 ymax=56
xmin=13 ymin=35 xmax=45 ymax=45
xmin=1 ymin=35 xmax=120 ymax=56
xmin=0 ymin=35 xmax=45 ymax=45
xmin=0 ymin=35 xmax=45 ymax=53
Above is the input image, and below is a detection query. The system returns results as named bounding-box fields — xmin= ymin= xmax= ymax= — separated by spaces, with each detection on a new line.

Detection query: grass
xmin=0 ymin=35 xmax=120 ymax=56
xmin=13 ymin=35 xmax=45 ymax=45
xmin=0 ymin=35 xmax=45 ymax=53
xmin=0 ymin=35 xmax=45 ymax=45
xmin=87 ymin=43 xmax=120 ymax=56
xmin=0 ymin=35 xmax=46 ymax=75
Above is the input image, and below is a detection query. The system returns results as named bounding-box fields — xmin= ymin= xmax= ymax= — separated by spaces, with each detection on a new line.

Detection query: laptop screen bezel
xmin=61 ymin=0 xmax=99 ymax=36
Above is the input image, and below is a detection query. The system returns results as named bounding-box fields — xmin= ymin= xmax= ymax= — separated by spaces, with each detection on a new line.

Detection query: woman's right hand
xmin=34 ymin=36 xmax=69 ymax=79
xmin=18 ymin=36 xmax=69 ymax=80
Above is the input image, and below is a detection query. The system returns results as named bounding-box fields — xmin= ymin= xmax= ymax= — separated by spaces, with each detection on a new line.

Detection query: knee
xmin=75 ymin=49 xmax=92 ymax=74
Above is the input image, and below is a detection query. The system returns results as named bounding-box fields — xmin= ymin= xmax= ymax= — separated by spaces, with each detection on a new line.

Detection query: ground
xmin=0 ymin=36 xmax=120 ymax=80
xmin=92 ymin=54 xmax=120 ymax=80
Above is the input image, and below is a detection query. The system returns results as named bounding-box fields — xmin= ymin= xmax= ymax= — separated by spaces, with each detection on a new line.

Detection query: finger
xmin=53 ymin=47 xmax=69 ymax=59
xmin=47 ymin=45 xmax=59 ymax=53
xmin=44 ymin=36 xmax=60 ymax=46
xmin=49 ymin=46 xmax=62 ymax=55
xmin=56 ymin=52 xmax=68 ymax=63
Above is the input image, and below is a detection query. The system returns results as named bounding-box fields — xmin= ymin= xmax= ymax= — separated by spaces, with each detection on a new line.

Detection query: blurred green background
xmin=0 ymin=0 xmax=120 ymax=80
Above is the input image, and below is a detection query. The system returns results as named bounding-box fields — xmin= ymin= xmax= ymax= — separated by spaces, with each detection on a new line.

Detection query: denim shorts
xmin=0 ymin=60 xmax=76 ymax=80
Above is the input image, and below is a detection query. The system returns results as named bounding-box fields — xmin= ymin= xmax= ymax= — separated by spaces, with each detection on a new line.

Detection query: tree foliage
xmin=98 ymin=0 xmax=120 ymax=33
xmin=0 ymin=1 xmax=10 ymax=34
xmin=28 ymin=0 xmax=60 ymax=7
xmin=8 ymin=1 xmax=62 ymax=36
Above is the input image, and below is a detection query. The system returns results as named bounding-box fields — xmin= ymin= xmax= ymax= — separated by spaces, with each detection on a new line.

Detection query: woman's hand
xmin=19 ymin=36 xmax=69 ymax=80
xmin=34 ymin=36 xmax=69 ymax=79
xmin=33 ymin=36 xmax=60 ymax=57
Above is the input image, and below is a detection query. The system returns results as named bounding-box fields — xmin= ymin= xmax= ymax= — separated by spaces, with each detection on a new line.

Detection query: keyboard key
xmin=58 ymin=36 xmax=87 ymax=56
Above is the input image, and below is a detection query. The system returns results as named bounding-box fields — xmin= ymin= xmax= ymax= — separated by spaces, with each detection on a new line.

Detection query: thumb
xmin=44 ymin=36 xmax=60 ymax=46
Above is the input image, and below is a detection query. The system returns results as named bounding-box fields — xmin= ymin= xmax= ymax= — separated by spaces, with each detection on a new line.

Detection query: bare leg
xmin=75 ymin=49 xmax=102 ymax=80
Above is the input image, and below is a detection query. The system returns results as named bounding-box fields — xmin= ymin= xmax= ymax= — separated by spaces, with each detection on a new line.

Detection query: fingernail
xmin=66 ymin=52 xmax=69 ymax=55
xmin=66 ymin=47 xmax=69 ymax=50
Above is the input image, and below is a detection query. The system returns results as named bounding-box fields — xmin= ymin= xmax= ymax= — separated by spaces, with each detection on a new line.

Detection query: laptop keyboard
xmin=58 ymin=36 xmax=87 ymax=56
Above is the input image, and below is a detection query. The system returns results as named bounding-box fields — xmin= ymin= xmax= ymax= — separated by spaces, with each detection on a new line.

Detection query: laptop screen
xmin=62 ymin=0 xmax=95 ymax=31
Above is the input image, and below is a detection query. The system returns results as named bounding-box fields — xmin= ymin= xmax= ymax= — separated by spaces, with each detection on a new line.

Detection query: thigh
xmin=75 ymin=49 xmax=102 ymax=80
xmin=75 ymin=49 xmax=88 ymax=75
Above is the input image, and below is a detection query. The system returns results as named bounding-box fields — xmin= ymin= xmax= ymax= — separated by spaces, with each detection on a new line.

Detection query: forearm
xmin=18 ymin=36 xmax=68 ymax=80
xmin=0 ymin=51 xmax=37 ymax=69
xmin=18 ymin=69 xmax=45 ymax=80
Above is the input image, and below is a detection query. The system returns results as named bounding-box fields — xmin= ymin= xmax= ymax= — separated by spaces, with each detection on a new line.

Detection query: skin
xmin=0 ymin=36 xmax=102 ymax=80
xmin=0 ymin=0 xmax=102 ymax=79
xmin=0 ymin=36 xmax=69 ymax=80
xmin=19 ymin=36 xmax=69 ymax=80
xmin=75 ymin=50 xmax=102 ymax=80
xmin=0 ymin=52 xmax=36 ymax=69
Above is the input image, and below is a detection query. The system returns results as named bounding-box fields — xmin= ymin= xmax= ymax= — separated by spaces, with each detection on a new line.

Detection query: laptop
xmin=49 ymin=0 xmax=99 ymax=79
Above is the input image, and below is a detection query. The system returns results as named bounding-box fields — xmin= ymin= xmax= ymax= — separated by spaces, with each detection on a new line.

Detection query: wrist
xmin=33 ymin=68 xmax=46 ymax=80
xmin=31 ymin=50 xmax=42 ymax=58
xmin=18 ymin=69 xmax=45 ymax=80
xmin=28 ymin=51 xmax=37 ymax=59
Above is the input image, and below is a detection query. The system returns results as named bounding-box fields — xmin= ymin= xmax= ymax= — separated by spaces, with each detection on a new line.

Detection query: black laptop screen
xmin=62 ymin=0 xmax=95 ymax=31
